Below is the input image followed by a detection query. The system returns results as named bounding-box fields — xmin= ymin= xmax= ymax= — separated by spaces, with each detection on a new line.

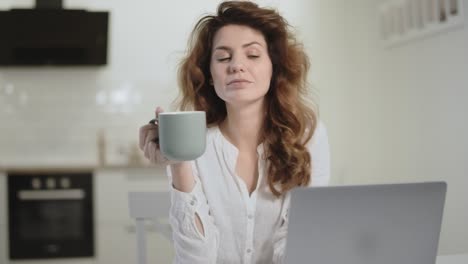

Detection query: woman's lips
xmin=227 ymin=79 xmax=252 ymax=86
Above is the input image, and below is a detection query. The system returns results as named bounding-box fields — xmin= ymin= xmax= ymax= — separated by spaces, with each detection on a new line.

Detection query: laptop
xmin=284 ymin=182 xmax=447 ymax=264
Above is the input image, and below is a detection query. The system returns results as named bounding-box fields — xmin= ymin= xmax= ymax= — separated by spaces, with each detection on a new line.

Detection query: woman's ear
xmin=209 ymin=78 xmax=214 ymax=86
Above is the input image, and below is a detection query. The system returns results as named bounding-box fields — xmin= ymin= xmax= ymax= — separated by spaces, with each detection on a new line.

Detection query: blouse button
xmin=190 ymin=197 xmax=197 ymax=206
xmin=248 ymin=214 xmax=254 ymax=220
xmin=246 ymin=248 xmax=252 ymax=254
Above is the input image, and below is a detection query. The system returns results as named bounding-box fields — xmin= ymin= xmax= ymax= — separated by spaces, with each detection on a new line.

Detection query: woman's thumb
xmin=155 ymin=106 xmax=164 ymax=116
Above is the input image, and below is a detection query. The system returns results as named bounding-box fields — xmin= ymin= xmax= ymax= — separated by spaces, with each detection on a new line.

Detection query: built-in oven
xmin=7 ymin=171 xmax=94 ymax=260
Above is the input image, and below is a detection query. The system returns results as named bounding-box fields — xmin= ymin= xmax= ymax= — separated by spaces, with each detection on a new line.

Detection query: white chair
xmin=128 ymin=191 xmax=172 ymax=264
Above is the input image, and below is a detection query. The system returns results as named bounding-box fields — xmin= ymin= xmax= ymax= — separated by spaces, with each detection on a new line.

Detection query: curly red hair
xmin=176 ymin=1 xmax=317 ymax=197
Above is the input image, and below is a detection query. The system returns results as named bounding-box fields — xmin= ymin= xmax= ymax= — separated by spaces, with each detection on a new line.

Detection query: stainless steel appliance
xmin=7 ymin=171 xmax=94 ymax=259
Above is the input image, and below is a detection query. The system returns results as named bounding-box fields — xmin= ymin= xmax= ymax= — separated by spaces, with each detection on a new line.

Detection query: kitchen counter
xmin=0 ymin=164 xmax=166 ymax=173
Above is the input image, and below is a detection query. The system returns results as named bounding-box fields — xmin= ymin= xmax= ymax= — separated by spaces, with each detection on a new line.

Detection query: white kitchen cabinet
xmin=96 ymin=222 xmax=174 ymax=264
xmin=0 ymin=224 xmax=7 ymax=264
xmin=94 ymin=167 xmax=173 ymax=264
xmin=94 ymin=168 xmax=168 ymax=223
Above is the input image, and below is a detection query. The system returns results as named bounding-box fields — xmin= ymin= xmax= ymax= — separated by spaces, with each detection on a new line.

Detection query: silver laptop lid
xmin=284 ymin=182 xmax=446 ymax=264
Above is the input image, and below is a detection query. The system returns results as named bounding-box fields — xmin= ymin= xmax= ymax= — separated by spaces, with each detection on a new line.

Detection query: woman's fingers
xmin=139 ymin=124 xmax=153 ymax=150
xmin=147 ymin=141 xmax=158 ymax=163
xmin=143 ymin=139 xmax=153 ymax=161
xmin=140 ymin=106 xmax=163 ymax=150
xmin=139 ymin=106 xmax=173 ymax=164
xmin=139 ymin=126 xmax=147 ymax=150
xmin=144 ymin=128 xmax=158 ymax=148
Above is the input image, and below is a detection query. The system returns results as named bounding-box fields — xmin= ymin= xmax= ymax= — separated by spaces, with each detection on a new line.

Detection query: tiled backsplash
xmin=0 ymin=72 xmax=177 ymax=167
xmin=0 ymin=0 xmax=203 ymax=168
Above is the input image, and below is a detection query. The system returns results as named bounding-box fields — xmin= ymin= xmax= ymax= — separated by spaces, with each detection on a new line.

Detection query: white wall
xmin=308 ymin=0 xmax=468 ymax=255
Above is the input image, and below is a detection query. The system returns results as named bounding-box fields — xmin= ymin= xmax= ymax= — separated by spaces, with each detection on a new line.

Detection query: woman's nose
xmin=229 ymin=59 xmax=245 ymax=73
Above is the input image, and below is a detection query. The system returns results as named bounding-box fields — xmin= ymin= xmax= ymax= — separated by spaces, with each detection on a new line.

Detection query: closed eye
xmin=217 ymin=57 xmax=231 ymax=62
xmin=248 ymin=55 xmax=260 ymax=59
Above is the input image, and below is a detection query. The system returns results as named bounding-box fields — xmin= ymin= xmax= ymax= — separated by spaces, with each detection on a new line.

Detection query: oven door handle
xmin=18 ymin=189 xmax=85 ymax=200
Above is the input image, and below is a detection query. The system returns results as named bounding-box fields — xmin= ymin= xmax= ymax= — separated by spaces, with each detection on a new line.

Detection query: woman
xmin=139 ymin=1 xmax=330 ymax=263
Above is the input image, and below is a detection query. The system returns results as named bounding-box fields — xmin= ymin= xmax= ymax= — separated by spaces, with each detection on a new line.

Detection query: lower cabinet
xmin=94 ymin=168 xmax=174 ymax=264
xmin=96 ymin=222 xmax=174 ymax=264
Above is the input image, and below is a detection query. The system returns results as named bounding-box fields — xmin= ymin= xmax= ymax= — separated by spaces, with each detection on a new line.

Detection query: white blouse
xmin=167 ymin=122 xmax=330 ymax=264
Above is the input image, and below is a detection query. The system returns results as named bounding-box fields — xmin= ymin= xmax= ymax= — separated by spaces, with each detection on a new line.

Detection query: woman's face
xmin=210 ymin=24 xmax=273 ymax=108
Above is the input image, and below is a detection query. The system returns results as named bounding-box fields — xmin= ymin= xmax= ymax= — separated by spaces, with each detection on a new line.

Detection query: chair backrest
xmin=128 ymin=191 xmax=172 ymax=264
xmin=129 ymin=191 xmax=171 ymax=218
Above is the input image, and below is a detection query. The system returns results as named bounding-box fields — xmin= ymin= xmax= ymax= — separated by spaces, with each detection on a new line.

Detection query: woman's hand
xmin=139 ymin=107 xmax=174 ymax=165
xmin=139 ymin=107 xmax=196 ymax=192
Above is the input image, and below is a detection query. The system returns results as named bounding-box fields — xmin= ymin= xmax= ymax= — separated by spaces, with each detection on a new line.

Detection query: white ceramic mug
xmin=158 ymin=111 xmax=207 ymax=161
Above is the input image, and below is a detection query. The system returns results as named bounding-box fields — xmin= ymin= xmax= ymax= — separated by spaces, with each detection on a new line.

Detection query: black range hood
xmin=0 ymin=0 xmax=109 ymax=66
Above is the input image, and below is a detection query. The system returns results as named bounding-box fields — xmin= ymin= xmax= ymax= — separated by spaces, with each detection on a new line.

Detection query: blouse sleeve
xmin=308 ymin=120 xmax=331 ymax=187
xmin=166 ymin=163 xmax=219 ymax=264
